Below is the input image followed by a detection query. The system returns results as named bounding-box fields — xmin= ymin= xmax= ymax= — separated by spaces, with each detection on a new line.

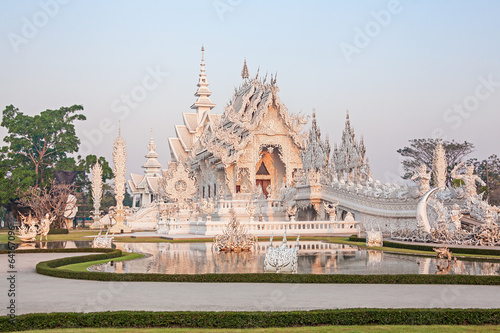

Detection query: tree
xmin=0 ymin=105 xmax=86 ymax=205
xmin=397 ymin=139 xmax=475 ymax=184
xmin=18 ymin=181 xmax=75 ymax=228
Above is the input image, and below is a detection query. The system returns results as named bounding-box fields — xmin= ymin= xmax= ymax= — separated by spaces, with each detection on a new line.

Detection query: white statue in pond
xmin=92 ymin=230 xmax=114 ymax=248
xmin=366 ymin=229 xmax=383 ymax=247
xmin=264 ymin=229 xmax=300 ymax=273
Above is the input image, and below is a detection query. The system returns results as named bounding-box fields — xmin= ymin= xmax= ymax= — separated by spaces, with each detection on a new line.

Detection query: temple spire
xmin=191 ymin=45 xmax=216 ymax=126
xmin=143 ymin=129 xmax=161 ymax=177
xmin=241 ymin=58 xmax=249 ymax=80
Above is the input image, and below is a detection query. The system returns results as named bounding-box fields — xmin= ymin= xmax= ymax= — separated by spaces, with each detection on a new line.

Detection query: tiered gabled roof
xmin=168 ymin=46 xmax=216 ymax=162
xmin=129 ymin=131 xmax=162 ymax=196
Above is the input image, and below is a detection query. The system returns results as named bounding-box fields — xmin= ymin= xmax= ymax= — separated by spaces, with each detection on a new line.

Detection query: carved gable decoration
xmin=160 ymin=162 xmax=197 ymax=204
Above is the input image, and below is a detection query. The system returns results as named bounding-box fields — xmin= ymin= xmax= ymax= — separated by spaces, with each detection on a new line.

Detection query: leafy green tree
xmin=397 ymin=139 xmax=475 ymax=184
xmin=0 ymin=105 xmax=86 ymax=205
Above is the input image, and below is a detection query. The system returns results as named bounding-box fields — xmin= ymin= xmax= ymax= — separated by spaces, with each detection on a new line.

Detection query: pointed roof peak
xmin=191 ymin=45 xmax=215 ymax=112
xmin=241 ymin=58 xmax=249 ymax=80
xmin=148 ymin=128 xmax=157 ymax=152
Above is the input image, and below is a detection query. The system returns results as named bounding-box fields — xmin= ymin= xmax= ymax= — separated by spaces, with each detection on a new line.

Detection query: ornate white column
xmin=110 ymin=127 xmax=131 ymax=233
xmin=89 ymin=162 xmax=103 ymax=230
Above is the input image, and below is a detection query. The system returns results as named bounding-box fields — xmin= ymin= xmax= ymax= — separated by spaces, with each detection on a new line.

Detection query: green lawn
xmin=57 ymin=252 xmax=144 ymax=272
xmin=15 ymin=325 xmax=500 ymax=333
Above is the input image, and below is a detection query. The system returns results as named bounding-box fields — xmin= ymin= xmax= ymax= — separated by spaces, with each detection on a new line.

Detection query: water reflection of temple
xmin=90 ymin=242 xmax=500 ymax=276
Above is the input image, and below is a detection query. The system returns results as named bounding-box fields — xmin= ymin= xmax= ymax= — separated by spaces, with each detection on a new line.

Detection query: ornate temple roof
xmin=198 ymin=70 xmax=308 ymax=167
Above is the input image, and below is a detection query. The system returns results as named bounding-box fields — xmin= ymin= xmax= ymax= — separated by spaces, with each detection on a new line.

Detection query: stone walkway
xmin=1 ymin=253 xmax=500 ymax=315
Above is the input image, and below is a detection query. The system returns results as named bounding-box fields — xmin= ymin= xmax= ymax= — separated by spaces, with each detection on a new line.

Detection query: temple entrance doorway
xmin=255 ymin=146 xmax=286 ymax=199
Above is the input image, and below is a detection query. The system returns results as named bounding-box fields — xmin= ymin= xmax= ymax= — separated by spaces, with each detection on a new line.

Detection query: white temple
xmin=118 ymin=47 xmax=497 ymax=237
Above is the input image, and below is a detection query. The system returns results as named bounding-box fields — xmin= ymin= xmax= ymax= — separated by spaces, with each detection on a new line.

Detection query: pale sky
xmin=0 ymin=0 xmax=499 ymax=183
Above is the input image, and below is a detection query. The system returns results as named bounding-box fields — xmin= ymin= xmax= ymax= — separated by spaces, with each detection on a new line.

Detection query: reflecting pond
xmin=89 ymin=241 xmax=500 ymax=275
xmin=0 ymin=240 xmax=93 ymax=250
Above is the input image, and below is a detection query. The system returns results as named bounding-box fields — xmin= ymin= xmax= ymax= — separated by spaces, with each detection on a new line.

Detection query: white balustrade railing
xmin=157 ymin=218 xmax=359 ymax=236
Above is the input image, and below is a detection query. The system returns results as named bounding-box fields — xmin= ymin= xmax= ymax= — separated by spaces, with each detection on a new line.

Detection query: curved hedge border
xmin=32 ymin=248 xmax=500 ymax=284
xmin=348 ymin=235 xmax=500 ymax=256
xmin=2 ymin=309 xmax=500 ymax=331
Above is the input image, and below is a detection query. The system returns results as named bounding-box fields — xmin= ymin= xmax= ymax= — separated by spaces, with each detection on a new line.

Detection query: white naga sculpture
xmin=201 ymin=198 xmax=215 ymax=221
xmin=90 ymin=162 xmax=103 ymax=229
xmin=451 ymin=162 xmax=486 ymax=200
xmin=92 ymin=230 xmax=114 ymax=248
xmin=213 ymin=215 xmax=257 ymax=252
xmin=246 ymin=201 xmax=257 ymax=222
xmin=286 ymin=204 xmax=297 ymax=221
xmin=411 ymin=164 xmax=431 ymax=197
xmin=366 ymin=229 xmax=383 ymax=247
xmin=264 ymin=229 xmax=300 ymax=273
xmin=324 ymin=199 xmax=339 ymax=222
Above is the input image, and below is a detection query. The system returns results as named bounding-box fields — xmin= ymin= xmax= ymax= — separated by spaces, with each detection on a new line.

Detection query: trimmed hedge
xmin=48 ymin=228 xmax=69 ymax=235
xmin=1 ymin=309 xmax=500 ymax=331
xmin=348 ymin=235 xmax=500 ymax=256
xmin=35 ymin=249 xmax=500 ymax=285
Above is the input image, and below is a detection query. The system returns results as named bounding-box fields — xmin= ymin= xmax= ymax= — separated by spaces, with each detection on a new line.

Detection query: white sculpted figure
xmin=411 ymin=164 xmax=431 ymax=196
xmin=213 ymin=215 xmax=257 ymax=252
xmin=17 ymin=214 xmax=39 ymax=242
xmin=366 ymin=229 xmax=383 ymax=247
xmin=451 ymin=162 xmax=486 ymax=200
xmin=39 ymin=213 xmax=55 ymax=241
xmin=92 ymin=230 xmax=114 ymax=248
xmin=324 ymin=199 xmax=339 ymax=222
xmin=264 ymin=229 xmax=300 ymax=273
xmin=449 ymin=204 xmax=463 ymax=230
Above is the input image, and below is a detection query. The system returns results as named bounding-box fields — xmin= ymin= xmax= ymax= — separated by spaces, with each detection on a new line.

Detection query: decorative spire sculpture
xmin=110 ymin=124 xmax=131 ymax=233
xmin=89 ymin=161 xmax=103 ymax=229
xmin=241 ymin=58 xmax=249 ymax=80
xmin=432 ymin=140 xmax=447 ymax=190
xmin=91 ymin=162 xmax=103 ymax=216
